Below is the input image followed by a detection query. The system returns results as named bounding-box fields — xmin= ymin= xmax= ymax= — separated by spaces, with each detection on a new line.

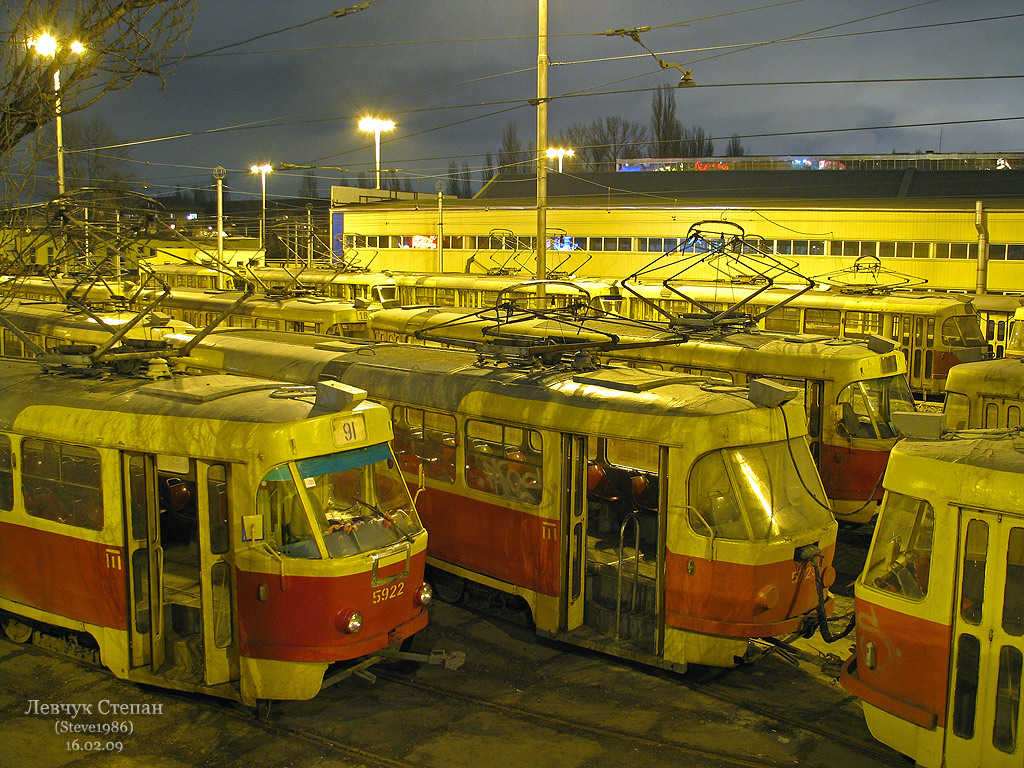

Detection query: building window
xmin=465 ymin=420 xmax=542 ymax=505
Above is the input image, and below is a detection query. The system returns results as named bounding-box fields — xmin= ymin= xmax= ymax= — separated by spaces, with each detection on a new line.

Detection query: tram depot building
xmin=329 ymin=152 xmax=1024 ymax=295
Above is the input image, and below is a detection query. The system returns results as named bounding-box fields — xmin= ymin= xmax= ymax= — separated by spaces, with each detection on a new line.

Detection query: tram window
xmin=944 ymin=392 xmax=971 ymax=430
xmin=127 ymin=456 xmax=148 ymax=539
xmin=952 ymin=634 xmax=981 ymax=739
xmin=391 ymin=406 xmax=457 ymax=484
xmin=803 ymin=309 xmax=841 ymax=335
xmin=842 ymin=311 xmax=883 ymax=339
xmin=836 ymin=376 xmax=915 ymax=440
xmin=687 ymin=441 xmax=831 ymax=541
xmin=2 ymin=329 xmax=24 ymax=357
xmin=942 ymin=315 xmax=987 ymax=347
xmin=207 ymin=464 xmax=230 ymax=554
xmin=993 ymin=645 xmax=1023 ymax=753
xmin=21 ymin=439 xmax=103 ymax=530
xmin=764 ymin=306 xmax=801 ymax=333
xmin=1009 ymin=406 xmax=1022 ymax=429
xmin=464 ymin=420 xmax=542 ymax=505
xmin=960 ymin=520 xmax=989 ymax=624
xmin=0 ymin=435 xmax=12 ymax=511
xmin=132 ymin=549 xmax=151 ymax=634
xmin=1002 ymin=528 xmax=1024 ymax=636
xmin=864 ymin=492 xmax=934 ymax=599
xmin=210 ymin=561 xmax=233 ymax=649
xmin=985 ymin=403 xmax=1000 ymax=428
xmin=878 ymin=241 xmax=896 ymax=258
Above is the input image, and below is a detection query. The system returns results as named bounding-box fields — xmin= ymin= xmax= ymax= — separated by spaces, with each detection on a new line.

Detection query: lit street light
xmin=250 ymin=163 xmax=273 ymax=249
xmin=358 ymin=116 xmax=395 ymax=189
xmin=27 ymin=33 xmax=86 ymax=195
xmin=546 ymin=147 xmax=574 ymax=173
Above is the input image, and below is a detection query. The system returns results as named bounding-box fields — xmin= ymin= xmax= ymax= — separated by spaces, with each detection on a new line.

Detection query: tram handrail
xmin=615 ymin=512 xmax=641 ymax=641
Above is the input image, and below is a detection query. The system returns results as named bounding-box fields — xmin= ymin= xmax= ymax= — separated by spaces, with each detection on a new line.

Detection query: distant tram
xmin=133 ymin=286 xmax=371 ymax=337
xmin=617 ymin=282 xmax=988 ymax=397
xmin=368 ymin=306 xmax=913 ymax=522
xmin=841 ymin=427 xmax=1024 ymax=768
xmin=174 ymin=329 xmax=840 ymax=672
xmin=945 ymin=358 xmax=1024 ymax=431
xmin=0 ymin=359 xmax=431 ymax=707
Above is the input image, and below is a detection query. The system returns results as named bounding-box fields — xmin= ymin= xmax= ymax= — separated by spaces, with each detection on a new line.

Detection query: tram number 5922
xmin=372 ymin=582 xmax=405 ymax=603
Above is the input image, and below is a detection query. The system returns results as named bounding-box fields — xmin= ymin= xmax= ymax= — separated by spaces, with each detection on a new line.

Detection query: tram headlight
xmin=416 ymin=582 xmax=433 ymax=606
xmin=755 ymin=584 xmax=779 ymax=611
xmin=864 ymin=641 xmax=877 ymax=670
xmin=335 ymin=609 xmax=363 ymax=634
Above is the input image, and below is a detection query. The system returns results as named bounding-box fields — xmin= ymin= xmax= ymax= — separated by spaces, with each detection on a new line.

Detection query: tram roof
xmin=0 ymin=360 xmax=319 ymax=428
xmin=945 ymin=358 xmax=1024 ymax=399
xmin=894 ymin=431 xmax=1024 ymax=479
xmin=180 ymin=329 xmax=780 ymax=422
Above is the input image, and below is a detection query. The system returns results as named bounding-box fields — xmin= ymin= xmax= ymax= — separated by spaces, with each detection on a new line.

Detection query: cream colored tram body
xmin=175 ymin=329 xmax=839 ymax=672
xmin=368 ymin=306 xmax=912 ymax=523
xmin=842 ymin=429 xmax=1024 ymax=768
xmin=0 ymin=360 xmax=430 ymax=706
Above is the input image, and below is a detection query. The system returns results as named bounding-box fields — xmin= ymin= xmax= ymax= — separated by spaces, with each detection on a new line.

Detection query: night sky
xmin=76 ymin=0 xmax=1024 ymax=201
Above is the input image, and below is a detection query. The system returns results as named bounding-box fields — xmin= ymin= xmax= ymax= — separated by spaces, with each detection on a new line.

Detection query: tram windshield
xmin=1007 ymin=317 xmax=1024 ymax=357
xmin=836 ymin=375 xmax=916 ymax=439
xmin=688 ymin=439 xmax=833 ymax=541
xmin=864 ymin=491 xmax=935 ymax=600
xmin=256 ymin=443 xmax=422 ymax=559
xmin=942 ymin=314 xmax=987 ymax=348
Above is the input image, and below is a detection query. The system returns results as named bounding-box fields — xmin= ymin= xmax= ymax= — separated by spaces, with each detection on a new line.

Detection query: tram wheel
xmin=431 ymin=571 xmax=465 ymax=604
xmin=1 ymin=615 xmax=33 ymax=644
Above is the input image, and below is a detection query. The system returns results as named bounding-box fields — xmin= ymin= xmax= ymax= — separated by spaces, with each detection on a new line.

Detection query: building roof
xmin=474 ymin=169 xmax=1024 ymax=204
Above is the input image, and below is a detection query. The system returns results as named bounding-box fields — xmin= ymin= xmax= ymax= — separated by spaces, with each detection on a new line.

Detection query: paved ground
xmin=0 ymin=590 xmax=904 ymax=768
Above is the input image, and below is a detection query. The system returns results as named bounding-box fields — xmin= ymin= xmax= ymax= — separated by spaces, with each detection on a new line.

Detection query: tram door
xmin=562 ymin=435 xmax=588 ymax=631
xmin=123 ymin=453 xmax=236 ymax=687
xmin=944 ymin=508 xmax=1024 ymax=767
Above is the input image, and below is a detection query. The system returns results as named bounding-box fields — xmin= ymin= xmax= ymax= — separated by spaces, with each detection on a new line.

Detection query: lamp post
xmin=358 ymin=117 xmax=395 ymax=189
xmin=546 ymin=147 xmax=574 ymax=173
xmin=250 ymin=164 xmax=273 ymax=250
xmin=27 ymin=33 xmax=85 ymax=195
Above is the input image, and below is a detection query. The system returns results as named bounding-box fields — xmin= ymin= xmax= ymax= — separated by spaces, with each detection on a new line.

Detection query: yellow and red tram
xmin=368 ymin=305 xmax=913 ymax=523
xmin=841 ymin=427 xmax=1024 ymax=768
xmin=0 ymin=358 xmax=431 ymax=706
xmin=172 ymin=328 xmax=840 ymax=672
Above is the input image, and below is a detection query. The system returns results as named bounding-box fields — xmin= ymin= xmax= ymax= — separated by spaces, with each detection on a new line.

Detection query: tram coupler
xmin=377 ymin=647 xmax=467 ymax=670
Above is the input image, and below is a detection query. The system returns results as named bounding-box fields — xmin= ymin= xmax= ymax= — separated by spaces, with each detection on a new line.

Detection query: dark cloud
xmin=74 ymin=0 xmax=1024 ymax=198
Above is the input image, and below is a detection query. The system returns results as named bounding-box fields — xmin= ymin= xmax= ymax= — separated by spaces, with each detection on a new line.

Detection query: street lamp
xmin=250 ymin=163 xmax=273 ymax=250
xmin=546 ymin=147 xmax=574 ymax=173
xmin=27 ymin=33 xmax=86 ymax=195
xmin=358 ymin=117 xmax=395 ymax=189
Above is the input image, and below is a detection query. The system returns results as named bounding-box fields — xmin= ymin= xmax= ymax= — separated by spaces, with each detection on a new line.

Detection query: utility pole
xmin=536 ymin=0 xmax=548 ymax=304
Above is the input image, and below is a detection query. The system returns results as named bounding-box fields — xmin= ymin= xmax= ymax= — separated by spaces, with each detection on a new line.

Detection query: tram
xmin=969 ymin=294 xmax=1024 ymax=359
xmin=148 ymin=263 xmax=399 ymax=309
xmin=618 ymin=282 xmax=988 ymax=397
xmin=132 ymin=286 xmax=372 ymax=337
xmin=944 ymin=358 xmax=1024 ymax=431
xmin=0 ymin=358 xmax=432 ymax=707
xmin=0 ymin=274 xmax=129 ymax=306
xmin=389 ymin=273 xmax=622 ymax=313
xmin=368 ymin=305 xmax=913 ymax=523
xmin=0 ymin=299 xmax=194 ymax=358
xmin=249 ymin=267 xmax=397 ymax=308
xmin=170 ymin=327 xmax=840 ymax=672
xmin=840 ymin=426 xmax=1024 ymax=768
